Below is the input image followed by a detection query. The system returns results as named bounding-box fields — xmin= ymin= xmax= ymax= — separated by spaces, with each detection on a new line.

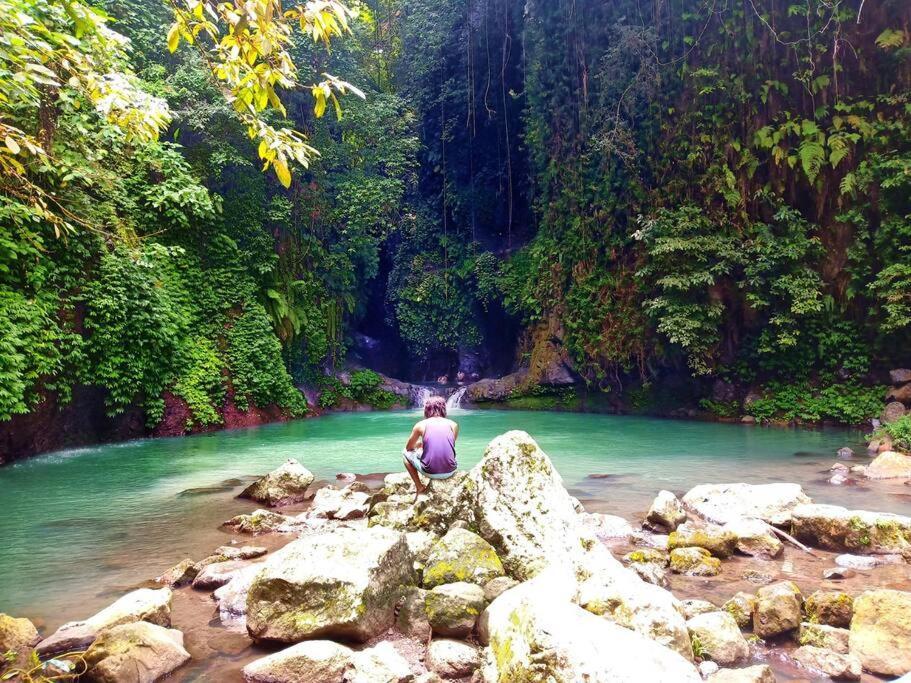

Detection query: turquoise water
xmin=0 ymin=409 xmax=884 ymax=630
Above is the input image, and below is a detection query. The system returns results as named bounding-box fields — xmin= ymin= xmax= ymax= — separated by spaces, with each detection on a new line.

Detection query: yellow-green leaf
xmin=167 ymin=24 xmax=180 ymax=52
xmin=274 ymin=158 xmax=291 ymax=188
xmin=5 ymin=136 xmax=21 ymax=154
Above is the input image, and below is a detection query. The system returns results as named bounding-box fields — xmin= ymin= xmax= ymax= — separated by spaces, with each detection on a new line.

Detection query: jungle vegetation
xmin=1 ymin=0 xmax=909 ymax=435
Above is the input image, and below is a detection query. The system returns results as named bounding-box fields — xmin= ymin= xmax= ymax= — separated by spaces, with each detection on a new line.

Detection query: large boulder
xmin=457 ymin=431 xmax=586 ymax=580
xmin=669 ymin=547 xmax=721 ymax=576
xmin=790 ymin=504 xmax=911 ymax=554
xmin=804 ymin=590 xmax=853 ymax=628
xmin=368 ymin=472 xmax=466 ymax=535
xmin=708 ymin=665 xmax=775 ymax=682
xmin=848 ymin=589 xmax=911 ymax=676
xmin=347 ymin=642 xmax=412 ymax=683
xmin=308 ymin=485 xmax=370 ymax=520
xmin=422 ymin=527 xmax=504 ymax=588
xmin=242 ymin=640 xmax=352 ymax=682
xmin=686 ymin=611 xmax=750 ymax=666
xmin=37 ymin=588 xmax=172 ymax=657
xmin=792 ymin=645 xmax=861 ymax=680
xmin=246 ymin=526 xmax=414 ymax=643
xmin=395 ymin=587 xmax=431 ymax=640
xmin=668 ymin=522 xmax=737 ymax=558
xmin=427 ymin=639 xmax=479 ymax=679
xmin=798 ymin=622 xmax=849 ymax=653
xmin=579 ymin=512 xmax=635 ymax=541
xmin=890 ymin=368 xmax=911 ymax=384
xmin=882 ymin=401 xmax=907 ymax=424
xmin=646 ymin=490 xmax=687 ymax=531
xmin=222 ymin=509 xmax=294 ymax=534
xmin=0 ymin=613 xmax=40 ymax=670
xmin=753 ymin=581 xmax=802 ymax=639
xmin=239 ymin=458 xmax=315 ymax=507
xmin=192 ymin=559 xmax=255 ymax=590
xmin=481 ymin=576 xmax=701 ymax=682
xmin=214 ymin=564 xmax=265 ymax=626
xmin=155 ymin=558 xmax=197 ymax=587
xmin=865 ymin=451 xmax=911 ymax=479
xmin=82 ymin=622 xmax=190 ymax=683
xmin=682 ymin=483 xmax=811 ymax=525
xmin=722 ymin=518 xmax=782 ymax=558
xmin=425 ymin=582 xmax=485 ymax=638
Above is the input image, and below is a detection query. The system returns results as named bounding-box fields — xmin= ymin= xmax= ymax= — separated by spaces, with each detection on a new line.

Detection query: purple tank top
xmin=421 ymin=418 xmax=457 ymax=474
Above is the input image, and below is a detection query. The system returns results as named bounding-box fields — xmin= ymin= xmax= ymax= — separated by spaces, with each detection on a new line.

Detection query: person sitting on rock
xmin=402 ymin=396 xmax=459 ymax=500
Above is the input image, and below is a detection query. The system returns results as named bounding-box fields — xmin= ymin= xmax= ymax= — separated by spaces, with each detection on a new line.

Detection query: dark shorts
xmin=403 ymin=449 xmax=455 ymax=480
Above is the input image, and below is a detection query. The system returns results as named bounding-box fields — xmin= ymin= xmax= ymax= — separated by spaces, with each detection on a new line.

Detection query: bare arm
xmin=405 ymin=422 xmax=425 ymax=451
xmin=452 ymin=420 xmax=459 ymax=442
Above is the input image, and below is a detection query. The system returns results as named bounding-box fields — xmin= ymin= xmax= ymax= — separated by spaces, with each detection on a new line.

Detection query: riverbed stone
xmin=623 ymin=548 xmax=670 ymax=567
xmin=482 ymin=576 xmax=518 ymax=602
xmin=579 ymin=511 xmax=635 ymax=540
xmin=481 ymin=576 xmax=701 ymax=682
xmin=239 ymin=459 xmax=314 ymax=507
xmin=891 ymin=368 xmax=911 ymax=384
xmin=0 ymin=613 xmax=40 ymax=669
xmin=215 ymin=545 xmax=268 ymax=560
xmin=687 ymin=611 xmax=750 ymax=666
xmin=37 ymin=587 xmax=172 ymax=657
xmin=722 ymin=592 xmax=756 ymax=629
xmin=395 ymin=587 xmax=430 ymax=640
xmin=646 ymin=490 xmax=687 ymax=531
xmin=222 ymin=509 xmax=294 ymax=534
xmin=309 ymin=485 xmax=370 ymax=520
xmin=882 ymin=401 xmax=907 ymax=424
xmin=790 ymin=503 xmax=911 ymax=554
xmin=792 ymin=645 xmax=860 ymax=680
xmin=82 ymin=621 xmax=190 ymax=683
xmin=865 ymin=450 xmax=911 ymax=479
xmin=214 ymin=563 xmax=264 ymax=626
xmin=797 ymin=622 xmax=849 ymax=653
xmin=242 ymin=640 xmax=352 ymax=682
xmin=753 ymin=581 xmax=802 ymax=639
xmin=457 ymin=430 xmax=586 ymax=580
xmin=682 ymin=483 xmax=811 ymax=525
xmin=669 ymin=522 xmax=737 ymax=558
xmin=630 ymin=561 xmax=670 ymax=587
xmin=670 ymin=547 xmax=721 ymax=576
xmin=404 ymin=530 xmax=438 ymax=567
xmin=246 ymin=526 xmax=414 ymax=643
xmin=848 ymin=588 xmax=911 ymax=676
xmin=708 ymin=665 xmax=775 ymax=683
xmin=192 ymin=559 xmax=254 ymax=590
xmin=422 ymin=527 xmax=504 ymax=588
xmin=804 ymin=590 xmax=853 ymax=628
xmin=722 ymin=518 xmax=782 ymax=558
xmin=682 ymin=599 xmax=720 ymax=620
xmin=348 ymin=641 xmax=412 ymax=683
xmin=155 ymin=558 xmax=197 ymax=587
xmin=427 ymin=639 xmax=479 ymax=678
xmin=425 ymin=582 xmax=485 ymax=638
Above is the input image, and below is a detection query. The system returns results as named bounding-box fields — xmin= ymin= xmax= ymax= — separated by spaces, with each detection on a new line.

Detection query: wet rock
xmin=890 ymin=368 xmax=911 ymax=384
xmin=422 ymin=527 xmax=504 ymax=588
xmin=481 ymin=575 xmax=701 ymax=682
xmin=192 ymin=560 xmax=253 ymax=590
xmin=722 ymin=593 xmax=756 ymax=629
xmin=865 ymin=450 xmax=911 ymax=479
xmin=848 ymin=588 xmax=911 ymax=676
xmin=699 ymin=661 xmax=720 ymax=678
xmin=427 ymin=639 xmax=479 ymax=678
xmin=457 ymin=430 xmax=585 ymax=580
xmin=889 ymin=382 xmax=911 ymax=404
xmin=849 ymin=465 xmax=866 ymax=475
xmin=722 ymin=518 xmax=782 ymax=558
xmin=822 ymin=567 xmax=855 ymax=580
xmin=707 ymin=665 xmax=775 ymax=682
xmin=797 ymin=622 xmax=849 ymax=653
xmin=82 ymin=622 xmax=190 ymax=683
xmin=0 ymin=613 xmax=40 ymax=670
xmin=155 ymin=558 xmax=197 ymax=587
xmin=741 ymin=415 xmax=756 ymax=424
xmin=741 ymin=569 xmax=774 ymax=585
xmin=790 ymin=503 xmax=911 ymax=554
xmin=579 ymin=512 xmax=635 ymax=540
xmin=828 ymin=472 xmax=849 ymax=485
xmin=395 ymin=587 xmax=430 ymax=640
xmin=834 ymin=554 xmax=877 ymax=570
xmin=632 ymin=530 xmax=671 ymax=549
xmin=623 ymin=548 xmax=670 ymax=567
xmin=242 ymin=640 xmax=352 ymax=682
xmin=215 ymin=545 xmax=268 ymax=560
xmin=425 ymin=582 xmax=485 ymax=638
xmin=791 ymin=645 xmax=860 ymax=680
xmin=687 ymin=611 xmax=750 ymax=666
xmin=630 ymin=561 xmax=670 ymax=587
xmin=681 ymin=599 xmax=720 ymax=620
xmin=881 ymin=401 xmax=907 ymax=424
xmin=246 ymin=526 xmax=414 ymax=643
xmin=753 ymin=581 xmax=802 ymax=639
xmin=482 ymin=576 xmax=518 ymax=602
xmin=836 ymin=447 xmax=855 ymax=459
xmin=37 ymin=587 xmax=172 ymax=657
xmin=804 ymin=590 xmax=853 ymax=628
xmin=669 ymin=522 xmax=737 ymax=558
xmin=368 ymin=472 xmax=466 ymax=535
xmin=646 ymin=490 xmax=687 ymax=531
xmin=465 ymin=371 xmax=526 ymax=403
xmin=214 ymin=564 xmax=264 ymax=625
xmin=222 ymin=509 xmax=294 ymax=534
xmin=239 ymin=458 xmax=314 ymax=507
xmin=682 ymin=483 xmax=811 ymax=525
xmin=670 ymin=547 xmax=721 ymax=576
xmin=348 ymin=641 xmax=412 ymax=683
xmin=830 ymin=462 xmax=849 ymax=472
xmin=308 ymin=485 xmax=370 ymax=520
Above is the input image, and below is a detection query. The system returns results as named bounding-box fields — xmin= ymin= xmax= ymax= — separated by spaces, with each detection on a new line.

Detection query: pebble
xmin=828 ymin=473 xmax=849 ymax=485
xmin=741 ymin=570 xmax=775 ymax=585
xmin=833 ymin=554 xmax=904 ymax=570
xmin=823 ymin=567 xmax=856 ymax=580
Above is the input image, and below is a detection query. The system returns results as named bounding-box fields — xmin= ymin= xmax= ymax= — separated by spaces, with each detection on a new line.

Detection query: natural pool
xmin=0 ymin=408 xmax=888 ymax=634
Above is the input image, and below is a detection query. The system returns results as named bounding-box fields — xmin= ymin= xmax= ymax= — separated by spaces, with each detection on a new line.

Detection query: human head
xmin=424 ymin=396 xmax=447 ymax=418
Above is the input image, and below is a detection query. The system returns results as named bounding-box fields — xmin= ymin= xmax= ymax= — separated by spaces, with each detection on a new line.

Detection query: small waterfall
xmin=409 ymin=384 xmax=434 ymax=408
xmin=446 ymin=386 xmax=468 ymax=411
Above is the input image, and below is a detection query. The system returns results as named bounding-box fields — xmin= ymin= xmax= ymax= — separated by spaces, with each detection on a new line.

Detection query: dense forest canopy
xmin=1 ymin=0 xmax=910 ymax=447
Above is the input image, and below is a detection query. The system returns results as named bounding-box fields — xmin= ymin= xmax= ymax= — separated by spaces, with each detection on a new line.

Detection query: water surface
xmin=0 ymin=409 xmax=888 ymax=631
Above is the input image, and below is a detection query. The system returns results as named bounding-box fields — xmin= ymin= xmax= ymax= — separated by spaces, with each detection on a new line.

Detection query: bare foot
xmin=413 ymin=485 xmax=426 ymax=503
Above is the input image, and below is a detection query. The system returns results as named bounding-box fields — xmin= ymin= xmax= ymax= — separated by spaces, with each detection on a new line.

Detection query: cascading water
xmin=446 ymin=386 xmax=468 ymax=411
xmin=409 ymin=384 xmax=434 ymax=408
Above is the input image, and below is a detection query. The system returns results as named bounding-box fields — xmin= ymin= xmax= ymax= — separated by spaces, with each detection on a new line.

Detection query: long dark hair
xmin=424 ymin=396 xmax=447 ymax=418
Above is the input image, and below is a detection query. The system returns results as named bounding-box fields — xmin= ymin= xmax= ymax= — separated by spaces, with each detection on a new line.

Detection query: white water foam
xmin=446 ymin=386 xmax=468 ymax=411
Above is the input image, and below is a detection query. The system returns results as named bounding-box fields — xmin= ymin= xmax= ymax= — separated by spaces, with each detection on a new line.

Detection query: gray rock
xmin=682 ymin=483 xmax=811 ymax=525
xmin=792 ymin=645 xmax=860 ymax=680
xmin=646 ymin=490 xmax=687 ymax=531
xmin=242 ymin=640 xmax=352 ymax=682
xmin=687 ymin=611 xmax=750 ymax=666
xmin=804 ymin=590 xmax=853 ymax=628
xmin=882 ymin=401 xmax=907 ymax=424
xmin=239 ymin=458 xmax=315 ymax=507
xmin=890 ymin=368 xmax=911 ymax=384
xmin=579 ymin=512 xmax=635 ymax=540
xmin=395 ymin=587 xmax=430 ymax=640
xmin=698 ymin=661 xmax=720 ymax=678
xmin=214 ymin=545 xmax=268 ymax=560
xmin=82 ymin=622 xmax=190 ymax=683
xmin=155 ymin=558 xmax=197 ymax=587
xmin=708 ymin=665 xmax=776 ymax=682
xmin=753 ymin=581 xmax=802 ymax=639
xmin=798 ymin=622 xmax=849 ymax=653
xmin=791 ymin=504 xmax=911 ymax=554
xmin=348 ymin=641 xmax=412 ymax=683
xmin=837 ymin=447 xmax=855 ymax=459
xmin=308 ymin=485 xmax=370 ymax=520
xmin=848 ymin=588 xmax=911 ymax=676
xmin=822 ymin=567 xmax=855 ymax=580
xmin=425 ymin=582 xmax=485 ymax=638
xmin=722 ymin=518 xmax=782 ymax=558
xmin=422 ymin=527 xmax=504 ymax=588
xmin=482 ymin=576 xmax=518 ymax=602
xmin=670 ymin=547 xmax=721 ymax=576
xmin=669 ymin=522 xmax=737 ymax=558
xmin=865 ymin=450 xmax=911 ymax=479
xmin=722 ymin=592 xmax=756 ymax=629
xmin=0 ymin=613 xmax=40 ymax=670
xmin=214 ymin=563 xmax=265 ymax=626
xmin=427 ymin=639 xmax=479 ymax=678
xmin=192 ymin=560 xmax=253 ymax=590
xmin=222 ymin=509 xmax=294 ymax=534
xmin=681 ymin=599 xmax=720 ymax=620
xmin=630 ymin=561 xmax=670 ymax=587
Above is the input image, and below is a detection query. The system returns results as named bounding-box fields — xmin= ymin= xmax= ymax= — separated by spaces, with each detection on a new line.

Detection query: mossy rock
xmin=668 ymin=523 xmax=737 ymax=558
xmin=422 ymin=527 xmax=504 ymax=588
xmin=798 ymin=622 xmax=849 ymax=653
xmin=722 ymin=592 xmax=756 ymax=629
xmin=804 ymin=590 xmax=853 ymax=628
xmin=622 ymin=548 xmax=670 ymax=567
xmin=669 ymin=547 xmax=721 ymax=576
xmin=424 ymin=582 xmax=486 ymax=638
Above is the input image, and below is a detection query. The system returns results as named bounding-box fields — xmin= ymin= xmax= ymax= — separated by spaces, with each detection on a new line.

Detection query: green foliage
xmin=872 ymin=415 xmax=911 ymax=452
xmin=700 ymin=399 xmax=740 ymax=418
xmin=317 ymin=369 xmax=398 ymax=409
xmin=747 ymin=382 xmax=885 ymax=425
xmin=172 ymin=337 xmax=225 ymax=427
